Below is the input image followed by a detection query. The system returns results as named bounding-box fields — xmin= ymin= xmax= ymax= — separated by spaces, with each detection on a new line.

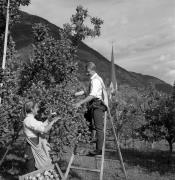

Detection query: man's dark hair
xmin=86 ymin=62 xmax=96 ymax=71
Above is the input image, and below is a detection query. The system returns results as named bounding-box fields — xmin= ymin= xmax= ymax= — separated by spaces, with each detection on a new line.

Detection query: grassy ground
xmin=121 ymin=148 xmax=175 ymax=180
xmin=122 ymin=148 xmax=175 ymax=174
xmin=0 ymin=138 xmax=175 ymax=180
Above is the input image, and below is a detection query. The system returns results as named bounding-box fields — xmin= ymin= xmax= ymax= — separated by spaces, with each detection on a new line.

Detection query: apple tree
xmin=19 ymin=6 xmax=104 ymax=158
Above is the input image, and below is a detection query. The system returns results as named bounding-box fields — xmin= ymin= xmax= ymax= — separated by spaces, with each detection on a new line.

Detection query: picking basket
xmin=19 ymin=163 xmax=63 ymax=180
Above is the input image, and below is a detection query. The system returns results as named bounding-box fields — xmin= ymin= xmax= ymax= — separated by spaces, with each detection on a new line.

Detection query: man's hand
xmin=75 ymin=90 xmax=85 ymax=97
xmin=73 ymin=102 xmax=81 ymax=108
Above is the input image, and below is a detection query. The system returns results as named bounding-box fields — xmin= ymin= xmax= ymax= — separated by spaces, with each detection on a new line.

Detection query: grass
xmin=121 ymin=148 xmax=175 ymax=180
xmin=0 ymin=138 xmax=175 ymax=180
xmin=122 ymin=148 xmax=175 ymax=174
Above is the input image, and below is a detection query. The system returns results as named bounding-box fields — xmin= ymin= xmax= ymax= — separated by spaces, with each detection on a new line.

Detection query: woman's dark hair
xmin=24 ymin=101 xmax=37 ymax=114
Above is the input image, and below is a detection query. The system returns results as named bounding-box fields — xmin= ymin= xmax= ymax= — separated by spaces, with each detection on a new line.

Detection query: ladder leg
xmin=62 ymin=153 xmax=75 ymax=180
xmin=55 ymin=163 xmax=64 ymax=179
xmin=100 ymin=112 xmax=107 ymax=180
xmin=108 ymin=108 xmax=128 ymax=179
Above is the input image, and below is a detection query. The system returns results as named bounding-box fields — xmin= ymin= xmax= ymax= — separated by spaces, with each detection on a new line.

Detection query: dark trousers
xmin=92 ymin=108 xmax=105 ymax=151
xmin=84 ymin=109 xmax=95 ymax=132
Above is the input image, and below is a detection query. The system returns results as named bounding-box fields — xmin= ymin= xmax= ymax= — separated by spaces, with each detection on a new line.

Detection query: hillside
xmin=11 ymin=11 xmax=172 ymax=93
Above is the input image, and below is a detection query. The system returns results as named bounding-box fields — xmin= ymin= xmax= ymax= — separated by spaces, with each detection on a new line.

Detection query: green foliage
xmin=18 ymin=6 xmax=103 ymax=156
xmin=0 ymin=0 xmax=30 ymax=26
xmin=0 ymin=0 xmax=30 ymax=60
xmin=172 ymin=81 xmax=175 ymax=102
xmin=109 ymin=85 xmax=144 ymax=140
xmin=0 ymin=1 xmax=103 ymax=162
xmin=63 ymin=5 xmax=103 ymax=45
xmin=0 ymin=0 xmax=30 ymax=148
xmin=0 ymin=37 xmax=24 ymax=148
xmin=22 ymin=80 xmax=90 ymax=155
xmin=19 ymin=23 xmax=78 ymax=92
xmin=137 ymin=85 xmax=175 ymax=152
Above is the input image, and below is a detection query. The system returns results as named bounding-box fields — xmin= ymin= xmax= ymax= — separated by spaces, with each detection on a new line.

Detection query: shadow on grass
xmin=0 ymin=143 xmax=26 ymax=180
xmin=120 ymin=148 xmax=175 ymax=175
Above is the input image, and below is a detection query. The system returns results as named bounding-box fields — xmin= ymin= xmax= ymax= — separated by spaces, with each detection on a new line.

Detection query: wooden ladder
xmin=62 ymin=108 xmax=128 ymax=180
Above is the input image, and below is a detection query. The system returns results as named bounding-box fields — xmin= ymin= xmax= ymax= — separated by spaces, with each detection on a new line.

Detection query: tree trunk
xmin=124 ymin=138 xmax=127 ymax=147
xmin=167 ymin=140 xmax=173 ymax=154
xmin=166 ymin=139 xmax=174 ymax=165
xmin=151 ymin=141 xmax=155 ymax=149
xmin=132 ymin=138 xmax=135 ymax=149
xmin=0 ymin=125 xmax=23 ymax=167
xmin=169 ymin=142 xmax=173 ymax=154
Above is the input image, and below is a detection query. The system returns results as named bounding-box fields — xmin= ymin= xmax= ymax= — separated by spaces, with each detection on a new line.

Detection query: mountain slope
xmin=11 ymin=11 xmax=172 ymax=93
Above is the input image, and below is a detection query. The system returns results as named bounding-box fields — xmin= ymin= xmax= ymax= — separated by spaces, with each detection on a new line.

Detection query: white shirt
xmin=23 ymin=114 xmax=48 ymax=138
xmin=89 ymin=73 xmax=104 ymax=100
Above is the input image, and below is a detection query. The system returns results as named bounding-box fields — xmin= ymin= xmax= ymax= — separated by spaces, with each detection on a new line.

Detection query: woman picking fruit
xmin=23 ymin=101 xmax=60 ymax=173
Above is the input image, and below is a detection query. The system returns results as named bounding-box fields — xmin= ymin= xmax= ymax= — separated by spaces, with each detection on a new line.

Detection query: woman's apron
xmin=26 ymin=136 xmax=52 ymax=169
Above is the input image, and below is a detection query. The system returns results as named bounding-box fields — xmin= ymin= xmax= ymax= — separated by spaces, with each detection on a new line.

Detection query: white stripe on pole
xmin=2 ymin=0 xmax=10 ymax=70
xmin=0 ymin=0 xmax=10 ymax=104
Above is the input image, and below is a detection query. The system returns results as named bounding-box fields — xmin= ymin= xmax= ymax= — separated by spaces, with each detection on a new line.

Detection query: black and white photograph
xmin=0 ymin=0 xmax=175 ymax=179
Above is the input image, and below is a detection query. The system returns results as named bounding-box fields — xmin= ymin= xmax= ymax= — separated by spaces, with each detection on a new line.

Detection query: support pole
xmin=2 ymin=0 xmax=10 ymax=70
xmin=0 ymin=0 xmax=10 ymax=104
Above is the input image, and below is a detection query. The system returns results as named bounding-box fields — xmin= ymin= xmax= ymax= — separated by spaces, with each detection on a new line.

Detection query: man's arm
xmin=74 ymin=95 xmax=94 ymax=108
xmin=73 ymin=77 xmax=101 ymax=108
xmin=75 ymin=90 xmax=85 ymax=96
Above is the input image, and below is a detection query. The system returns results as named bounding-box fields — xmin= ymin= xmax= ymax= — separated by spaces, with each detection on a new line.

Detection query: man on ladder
xmin=74 ymin=61 xmax=107 ymax=156
xmin=73 ymin=61 xmax=127 ymax=180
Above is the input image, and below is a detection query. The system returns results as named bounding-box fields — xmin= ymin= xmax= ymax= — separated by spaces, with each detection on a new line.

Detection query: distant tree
xmin=138 ymin=85 xmax=175 ymax=153
xmin=172 ymin=81 xmax=175 ymax=101
xmin=110 ymin=85 xmax=144 ymax=147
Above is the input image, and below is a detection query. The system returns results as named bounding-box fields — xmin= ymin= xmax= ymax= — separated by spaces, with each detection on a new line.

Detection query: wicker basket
xmin=19 ymin=163 xmax=62 ymax=180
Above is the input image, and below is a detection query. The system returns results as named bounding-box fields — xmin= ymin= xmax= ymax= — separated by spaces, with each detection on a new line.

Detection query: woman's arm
xmin=43 ymin=112 xmax=59 ymax=126
xmin=43 ymin=116 xmax=60 ymax=133
xmin=24 ymin=116 xmax=61 ymax=134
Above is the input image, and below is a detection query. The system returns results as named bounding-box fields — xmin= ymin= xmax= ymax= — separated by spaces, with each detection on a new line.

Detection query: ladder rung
xmin=73 ymin=154 xmax=120 ymax=164
xmin=106 ymin=138 xmax=115 ymax=141
xmin=95 ymin=157 xmax=118 ymax=161
xmin=71 ymin=165 xmax=101 ymax=173
xmin=105 ymin=148 xmax=117 ymax=152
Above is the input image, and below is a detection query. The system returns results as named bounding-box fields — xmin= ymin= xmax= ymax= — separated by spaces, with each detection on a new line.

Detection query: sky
xmin=21 ymin=0 xmax=175 ymax=85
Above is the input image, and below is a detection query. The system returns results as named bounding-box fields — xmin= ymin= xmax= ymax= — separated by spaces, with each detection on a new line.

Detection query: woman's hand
xmin=52 ymin=116 xmax=61 ymax=123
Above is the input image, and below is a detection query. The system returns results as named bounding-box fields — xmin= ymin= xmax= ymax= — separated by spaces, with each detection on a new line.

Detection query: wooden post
xmin=2 ymin=0 xmax=10 ymax=70
xmin=0 ymin=0 xmax=10 ymax=105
